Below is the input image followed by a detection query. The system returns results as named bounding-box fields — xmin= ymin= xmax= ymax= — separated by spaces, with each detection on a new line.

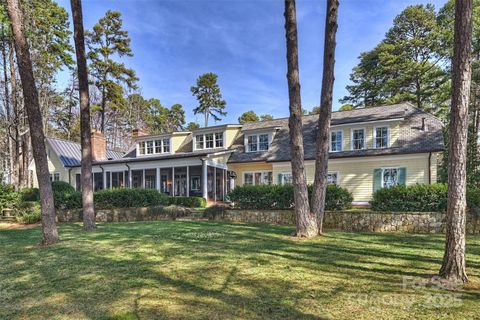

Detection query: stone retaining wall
xmin=215 ymin=209 xmax=480 ymax=234
xmin=57 ymin=206 xmax=480 ymax=234
xmin=57 ymin=205 xmax=197 ymax=223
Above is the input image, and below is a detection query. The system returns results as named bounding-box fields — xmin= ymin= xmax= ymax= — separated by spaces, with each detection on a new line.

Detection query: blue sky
xmin=56 ymin=0 xmax=448 ymax=125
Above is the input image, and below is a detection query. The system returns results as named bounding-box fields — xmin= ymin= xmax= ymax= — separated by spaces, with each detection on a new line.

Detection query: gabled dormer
xmin=135 ymin=131 xmax=191 ymax=157
xmin=192 ymin=124 xmax=242 ymax=152
xmin=242 ymin=126 xmax=280 ymax=153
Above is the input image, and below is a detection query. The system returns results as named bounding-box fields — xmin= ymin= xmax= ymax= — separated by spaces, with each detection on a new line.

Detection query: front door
xmin=175 ymin=173 xmax=187 ymax=196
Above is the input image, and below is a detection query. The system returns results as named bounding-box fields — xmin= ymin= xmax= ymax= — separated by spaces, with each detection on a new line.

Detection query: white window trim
xmin=278 ymin=172 xmax=293 ymax=185
xmin=351 ymin=127 xmax=366 ymax=150
xmin=243 ymin=170 xmax=273 ymax=185
xmin=373 ymin=125 xmax=390 ymax=149
xmin=245 ymin=132 xmax=271 ymax=153
xmin=136 ymin=138 xmax=172 ymax=156
xmin=379 ymin=167 xmax=401 ymax=188
xmin=193 ymin=131 xmax=225 ymax=151
xmin=327 ymin=171 xmax=340 ymax=185
xmin=330 ymin=130 xmax=343 ymax=152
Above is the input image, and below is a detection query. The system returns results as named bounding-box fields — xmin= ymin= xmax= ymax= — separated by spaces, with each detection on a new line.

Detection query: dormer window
xmin=352 ymin=129 xmax=365 ymax=150
xmin=138 ymin=138 xmax=171 ymax=156
xmin=331 ymin=130 xmax=342 ymax=152
xmin=194 ymin=131 xmax=224 ymax=150
xmin=246 ymin=133 xmax=269 ymax=152
xmin=374 ymin=127 xmax=389 ymax=148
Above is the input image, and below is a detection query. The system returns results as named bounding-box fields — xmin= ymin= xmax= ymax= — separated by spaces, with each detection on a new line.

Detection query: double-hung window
xmin=352 ymin=129 xmax=365 ymax=150
xmin=327 ymin=172 xmax=338 ymax=185
xmin=374 ymin=127 xmax=389 ymax=148
xmin=215 ymin=132 xmax=224 ymax=148
xmin=155 ymin=140 xmax=162 ymax=153
xmin=247 ymin=135 xmax=258 ymax=152
xmin=195 ymin=135 xmax=204 ymax=150
xmin=278 ymin=172 xmax=293 ymax=185
xmin=146 ymin=141 xmax=154 ymax=154
xmin=205 ymin=133 xmax=214 ymax=148
xmin=244 ymin=171 xmax=272 ymax=186
xmin=246 ymin=133 xmax=269 ymax=152
xmin=138 ymin=141 xmax=146 ymax=155
xmin=162 ymin=138 xmax=170 ymax=153
xmin=373 ymin=167 xmax=406 ymax=192
xmin=331 ymin=131 xmax=342 ymax=152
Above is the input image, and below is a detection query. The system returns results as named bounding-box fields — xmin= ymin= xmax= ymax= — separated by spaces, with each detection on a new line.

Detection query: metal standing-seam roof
xmin=47 ymin=137 xmax=125 ymax=167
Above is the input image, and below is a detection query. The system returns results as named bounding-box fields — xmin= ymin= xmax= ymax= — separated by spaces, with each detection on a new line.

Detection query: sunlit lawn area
xmin=0 ymin=221 xmax=479 ymax=319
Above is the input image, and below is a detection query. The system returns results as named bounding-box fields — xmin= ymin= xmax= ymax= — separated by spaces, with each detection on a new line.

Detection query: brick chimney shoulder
xmin=91 ymin=129 xmax=106 ymax=161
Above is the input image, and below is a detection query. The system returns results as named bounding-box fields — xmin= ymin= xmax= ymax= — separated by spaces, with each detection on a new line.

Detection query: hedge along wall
xmin=206 ymin=209 xmax=480 ymax=234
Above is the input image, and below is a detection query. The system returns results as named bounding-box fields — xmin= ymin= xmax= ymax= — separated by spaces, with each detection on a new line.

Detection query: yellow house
xmin=31 ymin=103 xmax=444 ymax=205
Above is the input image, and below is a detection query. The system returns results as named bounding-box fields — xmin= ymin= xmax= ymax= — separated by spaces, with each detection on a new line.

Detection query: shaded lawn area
xmin=0 ymin=221 xmax=479 ymax=320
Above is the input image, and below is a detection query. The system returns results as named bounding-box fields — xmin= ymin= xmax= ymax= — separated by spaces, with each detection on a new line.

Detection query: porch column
xmin=156 ymin=167 xmax=160 ymax=191
xmin=213 ymin=167 xmax=217 ymax=202
xmin=202 ymin=160 xmax=208 ymax=200
xmin=222 ymin=169 xmax=225 ymax=201
xmin=102 ymin=170 xmax=106 ymax=190
xmin=142 ymin=169 xmax=145 ymax=189
xmin=186 ymin=166 xmax=190 ymax=197
xmin=172 ymin=167 xmax=175 ymax=196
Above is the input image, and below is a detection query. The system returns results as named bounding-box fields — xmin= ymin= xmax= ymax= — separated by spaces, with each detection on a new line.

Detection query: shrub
xmin=0 ymin=184 xmax=20 ymax=211
xmin=228 ymin=184 xmax=353 ymax=211
xmin=94 ymin=188 xmax=169 ymax=209
xmin=323 ymin=184 xmax=354 ymax=211
xmin=52 ymin=181 xmax=82 ymax=210
xmin=168 ymin=196 xmax=207 ymax=208
xmin=16 ymin=202 xmax=41 ymax=224
xmin=203 ymin=204 xmax=228 ymax=220
xmin=370 ymin=183 xmax=448 ymax=212
xmin=20 ymin=188 xmax=40 ymax=202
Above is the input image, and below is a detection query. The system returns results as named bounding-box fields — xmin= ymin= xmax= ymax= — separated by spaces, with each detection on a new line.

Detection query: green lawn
xmin=0 ymin=221 xmax=479 ymax=319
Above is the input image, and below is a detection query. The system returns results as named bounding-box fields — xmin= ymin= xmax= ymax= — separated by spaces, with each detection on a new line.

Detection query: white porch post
xmin=156 ymin=167 xmax=160 ymax=191
xmin=213 ymin=167 xmax=217 ymax=202
xmin=222 ymin=169 xmax=225 ymax=201
xmin=202 ymin=160 xmax=208 ymax=200
xmin=172 ymin=167 xmax=175 ymax=197
xmin=102 ymin=170 xmax=106 ymax=190
xmin=186 ymin=166 xmax=190 ymax=197
xmin=142 ymin=169 xmax=146 ymax=189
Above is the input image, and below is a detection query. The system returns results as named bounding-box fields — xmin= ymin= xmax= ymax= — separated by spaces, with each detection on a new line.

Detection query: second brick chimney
xmin=132 ymin=128 xmax=149 ymax=139
xmin=91 ymin=129 xmax=106 ymax=161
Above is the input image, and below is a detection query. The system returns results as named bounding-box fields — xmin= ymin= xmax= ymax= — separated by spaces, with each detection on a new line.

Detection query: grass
xmin=0 ymin=221 xmax=479 ymax=319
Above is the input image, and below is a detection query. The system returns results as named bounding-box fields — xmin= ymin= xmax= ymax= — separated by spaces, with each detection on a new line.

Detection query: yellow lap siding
xmin=271 ymin=153 xmax=438 ymax=202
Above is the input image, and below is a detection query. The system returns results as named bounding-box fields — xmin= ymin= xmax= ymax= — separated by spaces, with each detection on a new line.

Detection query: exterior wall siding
xmin=271 ymin=153 xmax=438 ymax=202
xmin=31 ymin=144 xmax=70 ymax=188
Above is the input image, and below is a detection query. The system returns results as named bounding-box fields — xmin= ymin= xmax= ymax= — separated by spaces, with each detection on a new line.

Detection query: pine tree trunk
xmin=8 ymin=40 xmax=20 ymax=190
xmin=439 ymin=0 xmax=472 ymax=284
xmin=1 ymin=37 xmax=13 ymax=186
xmin=6 ymin=0 xmax=59 ymax=245
xmin=284 ymin=0 xmax=317 ymax=237
xmin=70 ymin=0 xmax=96 ymax=231
xmin=312 ymin=0 xmax=339 ymax=235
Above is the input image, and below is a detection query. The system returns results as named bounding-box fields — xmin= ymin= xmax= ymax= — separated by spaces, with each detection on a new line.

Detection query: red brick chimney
xmin=132 ymin=128 xmax=149 ymax=139
xmin=91 ymin=129 xmax=106 ymax=161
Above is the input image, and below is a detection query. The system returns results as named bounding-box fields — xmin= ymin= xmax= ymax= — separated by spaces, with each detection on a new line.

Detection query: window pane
xmin=331 ymin=131 xmax=342 ymax=151
xmin=254 ymin=172 xmax=262 ymax=185
xmin=259 ymin=134 xmax=269 ymax=151
xmin=155 ymin=140 xmax=162 ymax=153
xmin=247 ymin=135 xmax=257 ymax=152
xmin=145 ymin=169 xmax=156 ymax=189
xmin=163 ymin=138 xmax=170 ymax=153
xmin=215 ymin=132 xmax=224 ymax=148
xmin=139 ymin=141 xmax=145 ymax=155
xmin=327 ymin=172 xmax=338 ymax=185
xmin=375 ymin=127 xmax=388 ymax=148
xmin=262 ymin=172 xmax=272 ymax=185
xmin=244 ymin=173 xmax=253 ymax=185
xmin=353 ymin=129 xmax=365 ymax=150
xmin=382 ymin=168 xmax=399 ymax=188
xmin=205 ymin=133 xmax=214 ymax=148
xmin=93 ymin=172 xmax=103 ymax=191
xmin=146 ymin=141 xmax=154 ymax=154
xmin=54 ymin=173 xmax=60 ymax=182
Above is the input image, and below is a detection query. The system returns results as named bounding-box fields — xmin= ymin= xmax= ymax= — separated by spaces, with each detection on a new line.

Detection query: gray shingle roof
xmin=228 ymin=103 xmax=444 ymax=163
xmin=47 ymin=137 xmax=124 ymax=167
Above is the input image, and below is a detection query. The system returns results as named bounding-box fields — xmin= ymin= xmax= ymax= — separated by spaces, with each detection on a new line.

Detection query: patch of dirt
xmin=0 ymin=222 xmax=41 ymax=230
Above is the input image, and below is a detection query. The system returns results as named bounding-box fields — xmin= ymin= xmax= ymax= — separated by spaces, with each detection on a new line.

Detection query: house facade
xmin=30 ymin=103 xmax=444 ymax=205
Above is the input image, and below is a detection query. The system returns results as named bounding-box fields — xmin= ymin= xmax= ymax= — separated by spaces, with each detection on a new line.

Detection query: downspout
xmin=428 ymin=152 xmax=432 ymax=184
